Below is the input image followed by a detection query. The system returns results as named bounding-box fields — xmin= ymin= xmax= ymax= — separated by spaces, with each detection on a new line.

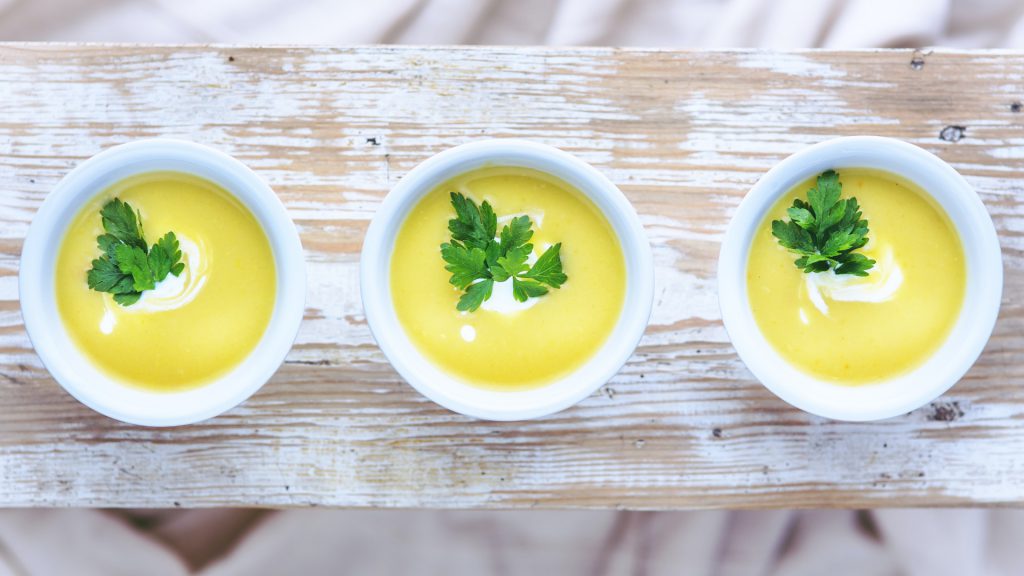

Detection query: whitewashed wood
xmin=0 ymin=44 xmax=1022 ymax=508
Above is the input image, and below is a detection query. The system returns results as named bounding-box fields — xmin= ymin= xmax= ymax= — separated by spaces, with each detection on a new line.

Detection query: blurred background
xmin=2 ymin=0 xmax=1024 ymax=574
xmin=0 ymin=0 xmax=1023 ymax=46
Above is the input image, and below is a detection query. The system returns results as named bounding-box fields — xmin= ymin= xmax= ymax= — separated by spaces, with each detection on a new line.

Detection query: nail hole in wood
xmin=927 ymin=401 xmax=964 ymax=422
xmin=939 ymin=125 xmax=966 ymax=142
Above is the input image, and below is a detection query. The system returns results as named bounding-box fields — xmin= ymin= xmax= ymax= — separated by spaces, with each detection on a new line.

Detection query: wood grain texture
xmin=0 ymin=44 xmax=1022 ymax=509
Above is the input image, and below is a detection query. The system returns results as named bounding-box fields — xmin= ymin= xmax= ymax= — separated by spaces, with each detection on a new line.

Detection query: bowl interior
xmin=719 ymin=136 xmax=1002 ymax=421
xmin=20 ymin=140 xmax=305 ymax=426
xmin=361 ymin=140 xmax=653 ymax=420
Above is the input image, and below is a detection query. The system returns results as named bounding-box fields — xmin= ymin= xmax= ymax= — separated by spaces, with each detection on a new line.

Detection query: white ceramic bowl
xmin=718 ymin=136 xmax=1002 ymax=421
xmin=361 ymin=139 xmax=654 ymax=420
xmin=20 ymin=139 xmax=306 ymax=427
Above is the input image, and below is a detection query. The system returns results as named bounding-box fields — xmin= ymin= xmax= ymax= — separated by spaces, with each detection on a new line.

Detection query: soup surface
xmin=390 ymin=167 xmax=626 ymax=390
xmin=747 ymin=169 xmax=966 ymax=384
xmin=56 ymin=172 xmax=276 ymax=391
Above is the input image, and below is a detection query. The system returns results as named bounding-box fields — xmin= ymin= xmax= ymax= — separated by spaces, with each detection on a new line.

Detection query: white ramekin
xmin=361 ymin=139 xmax=654 ymax=421
xmin=718 ymin=136 xmax=1002 ymax=421
xmin=19 ymin=139 xmax=306 ymax=427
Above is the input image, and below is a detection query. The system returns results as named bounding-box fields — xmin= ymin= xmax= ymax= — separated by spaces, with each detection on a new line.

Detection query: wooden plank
xmin=0 ymin=44 xmax=1022 ymax=508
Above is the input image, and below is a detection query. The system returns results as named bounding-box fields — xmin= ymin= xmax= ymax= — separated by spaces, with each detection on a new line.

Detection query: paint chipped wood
xmin=0 ymin=44 xmax=1022 ymax=509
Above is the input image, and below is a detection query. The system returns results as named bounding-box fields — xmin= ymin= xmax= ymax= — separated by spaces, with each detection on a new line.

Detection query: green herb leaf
xmin=483 ymin=241 xmax=501 ymax=271
xmin=786 ymin=206 xmax=814 ymax=230
xmin=457 ymin=279 xmax=493 ymax=312
xmin=770 ymin=170 xmax=875 ymax=277
xmin=439 ymin=193 xmax=568 ymax=312
xmin=771 ymin=220 xmax=814 ymax=254
xmin=835 ymin=252 xmax=875 ymax=277
xmin=448 ymin=192 xmax=497 ymax=250
xmin=86 ymin=255 xmax=132 ymax=293
xmin=512 ymin=277 xmax=548 ymax=302
xmin=99 ymin=198 xmax=147 ymax=251
xmin=441 ymin=242 xmax=489 ymax=290
xmin=496 ymin=245 xmax=531 ymax=279
xmin=522 ymin=243 xmax=568 ymax=288
xmin=150 ymin=231 xmax=184 ymax=281
xmin=499 ymin=215 xmax=533 ymax=255
xmin=115 ymin=243 xmax=156 ymax=292
xmin=86 ymin=198 xmax=185 ymax=306
xmin=96 ymin=233 xmax=121 ymax=258
xmin=806 ymin=170 xmax=842 ymax=236
xmin=113 ymin=292 xmax=142 ymax=306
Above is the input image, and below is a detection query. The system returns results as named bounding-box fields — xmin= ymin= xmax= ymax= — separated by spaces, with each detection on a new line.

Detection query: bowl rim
xmin=717 ymin=135 xmax=1003 ymax=421
xmin=19 ymin=138 xmax=306 ymax=426
xmin=360 ymin=138 xmax=654 ymax=421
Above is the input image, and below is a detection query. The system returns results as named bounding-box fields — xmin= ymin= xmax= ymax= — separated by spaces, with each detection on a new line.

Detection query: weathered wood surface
xmin=0 ymin=44 xmax=1022 ymax=509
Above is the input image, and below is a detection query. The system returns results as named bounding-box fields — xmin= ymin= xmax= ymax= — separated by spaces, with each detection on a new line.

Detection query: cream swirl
xmin=804 ymin=243 xmax=903 ymax=317
xmin=98 ymin=234 xmax=208 ymax=334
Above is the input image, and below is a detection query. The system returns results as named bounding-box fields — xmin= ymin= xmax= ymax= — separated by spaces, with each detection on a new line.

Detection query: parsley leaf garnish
xmin=440 ymin=192 xmax=567 ymax=312
xmin=86 ymin=198 xmax=185 ymax=306
xmin=771 ymin=170 xmax=875 ymax=277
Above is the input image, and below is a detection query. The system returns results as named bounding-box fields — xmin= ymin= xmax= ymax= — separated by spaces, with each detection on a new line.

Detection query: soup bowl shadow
xmin=360 ymin=139 xmax=654 ymax=421
xmin=717 ymin=136 xmax=1002 ymax=421
xmin=19 ymin=139 xmax=305 ymax=427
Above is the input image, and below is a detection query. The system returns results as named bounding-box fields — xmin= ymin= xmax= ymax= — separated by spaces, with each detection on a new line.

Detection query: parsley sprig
xmin=86 ymin=198 xmax=185 ymax=306
xmin=440 ymin=192 xmax=567 ymax=312
xmin=771 ymin=170 xmax=875 ymax=277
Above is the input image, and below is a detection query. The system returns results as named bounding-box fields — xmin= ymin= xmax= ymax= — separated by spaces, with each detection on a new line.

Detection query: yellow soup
xmin=56 ymin=172 xmax=276 ymax=391
xmin=390 ymin=167 xmax=626 ymax=390
xmin=747 ymin=169 xmax=966 ymax=384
